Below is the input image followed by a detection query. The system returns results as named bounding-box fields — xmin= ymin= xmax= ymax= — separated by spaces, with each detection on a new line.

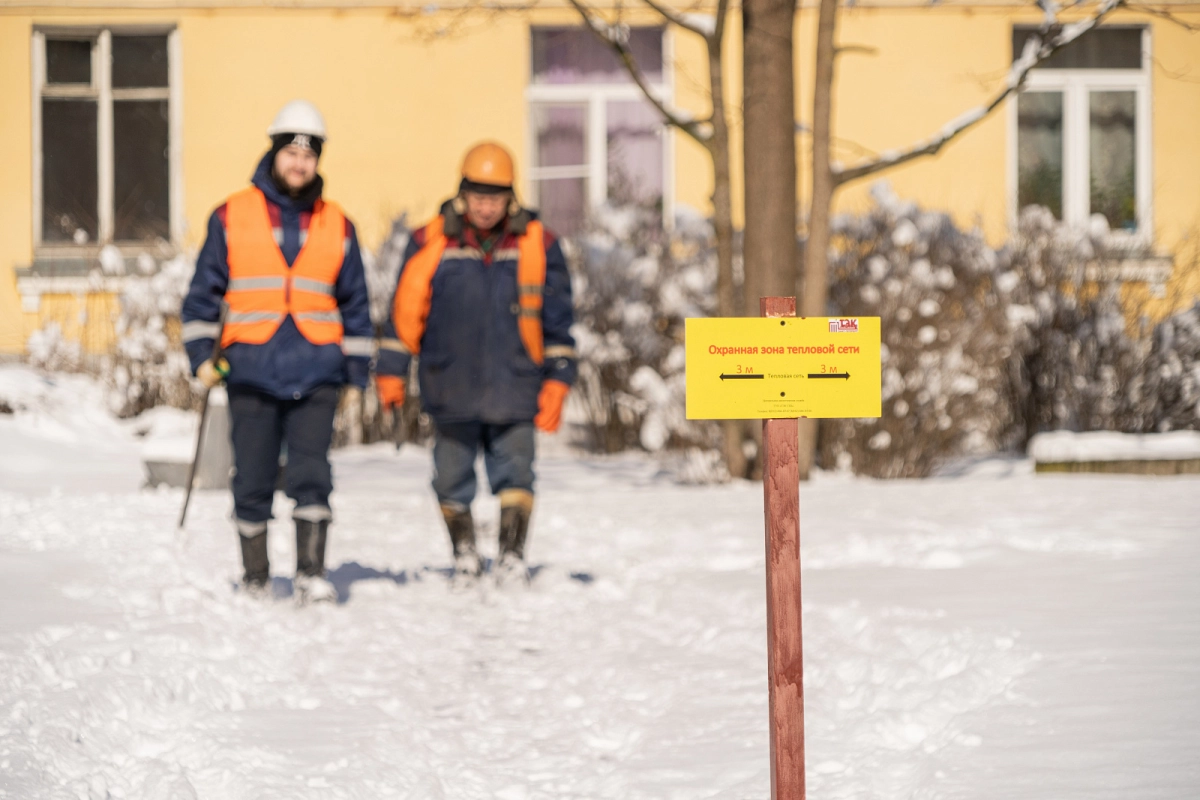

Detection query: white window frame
xmin=32 ymin=26 xmax=184 ymax=253
xmin=1007 ymin=27 xmax=1152 ymax=242
xmin=524 ymin=26 xmax=675 ymax=229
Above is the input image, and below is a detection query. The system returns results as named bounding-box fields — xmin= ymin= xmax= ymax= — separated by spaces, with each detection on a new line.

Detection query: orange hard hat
xmin=461 ymin=142 xmax=515 ymax=189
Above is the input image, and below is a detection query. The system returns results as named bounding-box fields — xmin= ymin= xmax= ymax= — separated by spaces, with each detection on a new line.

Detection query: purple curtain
xmin=606 ymin=100 xmax=663 ymax=208
xmin=532 ymin=27 xmax=664 ymax=86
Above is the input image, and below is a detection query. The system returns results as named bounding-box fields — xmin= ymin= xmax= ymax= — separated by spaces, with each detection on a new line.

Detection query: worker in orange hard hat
xmin=461 ymin=142 xmax=514 ymax=190
xmin=376 ymin=141 xmax=577 ymax=588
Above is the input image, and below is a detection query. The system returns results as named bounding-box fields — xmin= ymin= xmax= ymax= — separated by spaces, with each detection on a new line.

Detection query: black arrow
xmin=719 ymin=373 xmax=765 ymax=381
xmin=808 ymin=372 xmax=851 ymax=379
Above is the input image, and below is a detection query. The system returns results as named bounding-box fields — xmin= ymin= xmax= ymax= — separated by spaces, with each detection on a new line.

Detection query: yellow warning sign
xmin=685 ymin=317 xmax=882 ymax=419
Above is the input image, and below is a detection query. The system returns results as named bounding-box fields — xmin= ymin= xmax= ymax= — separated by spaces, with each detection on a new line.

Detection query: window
xmin=527 ymin=27 xmax=670 ymax=236
xmin=1010 ymin=26 xmax=1150 ymax=235
xmin=33 ymin=28 xmax=180 ymax=249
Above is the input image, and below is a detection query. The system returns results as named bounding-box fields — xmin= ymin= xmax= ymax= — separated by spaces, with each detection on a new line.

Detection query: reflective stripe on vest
xmin=182 ymin=319 xmax=222 ymax=343
xmin=393 ymin=217 xmax=547 ymax=365
xmin=341 ymin=336 xmax=376 ymax=358
xmin=293 ymin=277 xmax=336 ymax=296
xmin=223 ymin=187 xmax=346 ymax=347
xmin=228 ymin=276 xmax=286 ymax=292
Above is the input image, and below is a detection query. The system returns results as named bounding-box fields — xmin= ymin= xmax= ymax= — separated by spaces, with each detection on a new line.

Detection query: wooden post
xmin=760 ymin=296 xmax=805 ymax=799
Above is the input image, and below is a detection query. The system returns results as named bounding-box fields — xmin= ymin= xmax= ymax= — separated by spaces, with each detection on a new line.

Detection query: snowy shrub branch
xmin=25 ymin=248 xmax=198 ymax=417
xmin=1004 ymin=212 xmax=1198 ymax=440
xmin=822 ymin=184 xmax=1013 ymax=478
xmin=569 ymin=203 xmax=727 ymax=478
xmin=1001 ymin=207 xmax=1147 ymax=442
xmin=108 ymin=250 xmax=196 ymax=417
xmin=27 ymin=323 xmax=83 ymax=375
xmin=365 ymin=217 xmax=409 ymax=330
xmin=1140 ymin=300 xmax=1200 ymax=430
xmin=334 ymin=217 xmax=428 ymax=449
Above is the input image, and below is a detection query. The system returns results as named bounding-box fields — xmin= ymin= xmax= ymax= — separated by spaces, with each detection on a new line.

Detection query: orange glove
xmin=534 ymin=380 xmax=570 ymax=433
xmin=376 ymin=376 xmax=407 ymax=410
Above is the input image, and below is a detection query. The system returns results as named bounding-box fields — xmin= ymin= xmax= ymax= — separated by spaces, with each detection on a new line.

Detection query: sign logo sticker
xmin=828 ymin=318 xmax=859 ymax=333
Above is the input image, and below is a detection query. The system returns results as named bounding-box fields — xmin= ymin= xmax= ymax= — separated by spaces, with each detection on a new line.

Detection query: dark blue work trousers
xmin=227 ymin=384 xmax=339 ymax=532
xmin=432 ymin=421 xmax=536 ymax=510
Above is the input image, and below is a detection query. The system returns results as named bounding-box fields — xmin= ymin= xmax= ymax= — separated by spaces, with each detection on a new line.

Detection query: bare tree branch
xmin=713 ymin=0 xmax=730 ymax=41
xmin=565 ymin=0 xmax=714 ymax=144
xmin=1153 ymin=55 xmax=1200 ymax=84
xmin=833 ymin=0 xmax=1124 ymax=187
xmin=1128 ymin=3 xmax=1200 ymax=31
xmin=639 ymin=0 xmax=716 ymax=40
xmin=835 ymin=44 xmax=878 ymax=57
xmin=796 ymin=120 xmax=881 ymax=159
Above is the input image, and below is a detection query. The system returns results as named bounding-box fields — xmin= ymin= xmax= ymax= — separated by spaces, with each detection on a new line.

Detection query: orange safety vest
xmin=222 ymin=187 xmax=346 ymax=348
xmin=393 ymin=216 xmax=548 ymax=364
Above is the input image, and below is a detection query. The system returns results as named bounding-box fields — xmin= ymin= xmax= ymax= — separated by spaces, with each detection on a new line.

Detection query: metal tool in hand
xmin=178 ymin=302 xmax=228 ymax=529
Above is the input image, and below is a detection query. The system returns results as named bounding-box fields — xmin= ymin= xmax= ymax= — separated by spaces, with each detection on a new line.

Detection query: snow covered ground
xmin=1 ymin=365 xmax=1198 ymax=799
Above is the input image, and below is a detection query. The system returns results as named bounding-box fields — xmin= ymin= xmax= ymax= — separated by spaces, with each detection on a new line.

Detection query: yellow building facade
xmin=1 ymin=1 xmax=1197 ymax=354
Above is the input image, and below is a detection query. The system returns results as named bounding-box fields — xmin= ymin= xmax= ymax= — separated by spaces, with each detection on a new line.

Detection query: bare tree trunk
xmin=742 ymin=0 xmax=799 ymax=313
xmin=804 ymin=0 xmax=836 ymax=321
xmin=797 ymin=0 xmax=839 ymax=479
xmin=706 ymin=32 xmax=747 ymax=479
xmin=742 ymin=0 xmax=798 ymax=478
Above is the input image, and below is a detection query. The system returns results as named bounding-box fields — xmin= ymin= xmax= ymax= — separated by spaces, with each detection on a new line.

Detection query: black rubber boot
xmin=239 ymin=532 xmax=270 ymax=589
xmin=442 ymin=507 xmax=481 ymax=580
xmin=498 ymin=505 xmax=531 ymax=562
xmin=295 ymin=519 xmax=329 ymax=578
xmin=294 ymin=519 xmax=336 ymax=605
xmin=443 ymin=508 xmax=476 ymax=558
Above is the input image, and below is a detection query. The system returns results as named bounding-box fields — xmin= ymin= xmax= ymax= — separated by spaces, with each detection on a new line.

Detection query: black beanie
xmin=270 ymin=132 xmax=324 ymax=161
xmin=458 ymin=177 xmax=511 ymax=196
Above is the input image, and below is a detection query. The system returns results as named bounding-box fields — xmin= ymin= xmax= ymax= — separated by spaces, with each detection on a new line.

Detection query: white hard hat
xmin=267 ymin=100 xmax=327 ymax=140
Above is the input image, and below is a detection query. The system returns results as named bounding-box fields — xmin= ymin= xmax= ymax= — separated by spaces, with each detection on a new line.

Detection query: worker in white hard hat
xmin=181 ymin=100 xmax=373 ymax=605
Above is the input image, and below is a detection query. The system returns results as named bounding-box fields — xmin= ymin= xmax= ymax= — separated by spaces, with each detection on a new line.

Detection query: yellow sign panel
xmin=685 ymin=317 xmax=882 ymax=419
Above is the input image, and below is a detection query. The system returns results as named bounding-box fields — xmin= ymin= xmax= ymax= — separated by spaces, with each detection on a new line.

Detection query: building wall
xmin=2 ymin=3 xmax=1197 ymax=355
xmin=0 ymin=20 xmax=35 ymax=353
xmin=176 ymin=11 xmax=530 ymax=250
xmin=1144 ymin=9 xmax=1200 ymax=313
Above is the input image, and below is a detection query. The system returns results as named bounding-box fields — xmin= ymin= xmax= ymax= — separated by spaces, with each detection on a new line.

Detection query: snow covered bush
xmin=365 ymin=216 xmax=410 ymax=330
xmin=1139 ymin=301 xmax=1200 ymax=432
xmin=333 ymin=216 xmax=430 ymax=449
xmin=107 ymin=251 xmax=196 ymax=417
xmin=23 ymin=248 xmax=195 ymax=417
xmin=569 ymin=204 xmax=722 ymax=462
xmin=26 ymin=322 xmax=83 ymax=374
xmin=821 ymin=184 xmax=1012 ymax=478
xmin=821 ymin=188 xmax=1196 ymax=477
xmin=1000 ymin=206 xmax=1156 ymax=443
